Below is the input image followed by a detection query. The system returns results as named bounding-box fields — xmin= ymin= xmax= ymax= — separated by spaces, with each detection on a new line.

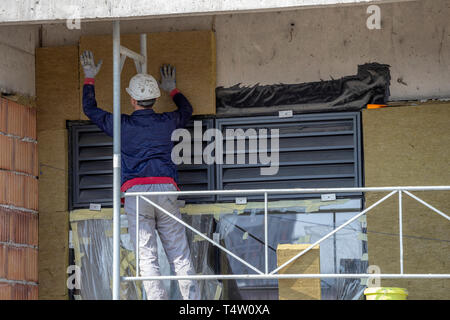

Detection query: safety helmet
xmin=126 ymin=73 xmax=161 ymax=100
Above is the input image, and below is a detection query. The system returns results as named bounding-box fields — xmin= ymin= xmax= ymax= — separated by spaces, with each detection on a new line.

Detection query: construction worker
xmin=80 ymin=50 xmax=201 ymax=300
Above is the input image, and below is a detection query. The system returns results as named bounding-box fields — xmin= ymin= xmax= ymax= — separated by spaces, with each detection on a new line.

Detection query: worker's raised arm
xmin=169 ymin=88 xmax=193 ymax=128
xmin=159 ymin=64 xmax=193 ymax=128
xmin=80 ymin=50 xmax=114 ymax=136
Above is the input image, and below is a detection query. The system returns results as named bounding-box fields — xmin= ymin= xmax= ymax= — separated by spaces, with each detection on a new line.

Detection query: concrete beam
xmin=0 ymin=0 xmax=415 ymax=25
xmin=0 ymin=25 xmax=38 ymax=96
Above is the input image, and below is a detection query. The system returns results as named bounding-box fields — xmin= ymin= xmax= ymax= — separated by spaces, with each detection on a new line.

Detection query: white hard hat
xmin=126 ymin=73 xmax=161 ymax=100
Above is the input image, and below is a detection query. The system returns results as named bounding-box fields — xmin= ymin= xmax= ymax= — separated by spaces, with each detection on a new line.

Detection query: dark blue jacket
xmin=82 ymin=84 xmax=192 ymax=185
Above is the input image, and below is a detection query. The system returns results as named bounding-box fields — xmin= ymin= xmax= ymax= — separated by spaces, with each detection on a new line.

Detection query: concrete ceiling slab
xmin=0 ymin=0 xmax=416 ymax=25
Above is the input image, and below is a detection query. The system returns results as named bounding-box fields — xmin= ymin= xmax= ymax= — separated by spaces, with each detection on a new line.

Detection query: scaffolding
xmin=110 ymin=21 xmax=450 ymax=300
xmin=115 ymin=185 xmax=450 ymax=299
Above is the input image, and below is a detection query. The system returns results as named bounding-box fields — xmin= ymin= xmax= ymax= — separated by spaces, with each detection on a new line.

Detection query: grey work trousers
xmin=124 ymin=184 xmax=200 ymax=300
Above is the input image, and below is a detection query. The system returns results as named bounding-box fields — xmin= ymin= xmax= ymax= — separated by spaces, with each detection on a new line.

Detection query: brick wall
xmin=0 ymin=97 xmax=38 ymax=300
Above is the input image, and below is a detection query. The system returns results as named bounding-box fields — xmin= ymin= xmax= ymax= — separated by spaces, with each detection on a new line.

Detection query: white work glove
xmin=159 ymin=64 xmax=176 ymax=92
xmin=80 ymin=50 xmax=103 ymax=79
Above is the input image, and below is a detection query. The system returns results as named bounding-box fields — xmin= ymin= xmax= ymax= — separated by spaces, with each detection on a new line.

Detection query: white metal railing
xmin=116 ymin=186 xmax=450 ymax=295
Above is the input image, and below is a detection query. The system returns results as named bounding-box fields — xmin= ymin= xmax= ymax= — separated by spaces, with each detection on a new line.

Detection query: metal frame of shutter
xmin=68 ymin=119 xmax=215 ymax=209
xmin=215 ymin=112 xmax=362 ymax=202
xmin=177 ymin=119 xmax=215 ymax=203
xmin=69 ymin=122 xmax=114 ymax=210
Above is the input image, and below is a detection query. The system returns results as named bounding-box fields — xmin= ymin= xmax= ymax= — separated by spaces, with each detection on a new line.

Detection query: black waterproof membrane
xmin=216 ymin=63 xmax=390 ymax=114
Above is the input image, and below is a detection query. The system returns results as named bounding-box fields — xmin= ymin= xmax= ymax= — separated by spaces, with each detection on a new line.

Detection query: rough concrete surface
xmin=38 ymin=0 xmax=450 ymax=101
xmin=0 ymin=25 xmax=39 ymax=96
xmin=0 ymin=1 xmax=412 ymax=24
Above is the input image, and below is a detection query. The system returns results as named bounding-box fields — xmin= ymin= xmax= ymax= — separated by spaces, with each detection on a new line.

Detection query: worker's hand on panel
xmin=80 ymin=50 xmax=103 ymax=79
xmin=159 ymin=64 xmax=177 ymax=92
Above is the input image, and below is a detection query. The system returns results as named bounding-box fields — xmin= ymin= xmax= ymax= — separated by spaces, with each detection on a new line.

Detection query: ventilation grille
xmin=215 ymin=112 xmax=362 ymax=201
xmin=69 ymin=120 xmax=215 ymax=209
xmin=176 ymin=119 xmax=215 ymax=203
xmin=69 ymin=124 xmax=113 ymax=209
xmin=69 ymin=113 xmax=362 ymax=208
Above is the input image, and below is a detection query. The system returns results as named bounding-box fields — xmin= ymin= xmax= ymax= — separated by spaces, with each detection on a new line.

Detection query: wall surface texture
xmin=27 ymin=0 xmax=450 ymax=300
xmin=363 ymin=102 xmax=450 ymax=300
xmin=0 ymin=0 xmax=407 ymax=24
xmin=277 ymin=244 xmax=321 ymax=300
xmin=0 ymin=97 xmax=38 ymax=299
xmin=0 ymin=25 xmax=39 ymax=97
xmin=40 ymin=0 xmax=450 ymax=101
xmin=79 ymin=31 xmax=216 ymax=116
xmin=35 ymin=46 xmax=80 ymax=300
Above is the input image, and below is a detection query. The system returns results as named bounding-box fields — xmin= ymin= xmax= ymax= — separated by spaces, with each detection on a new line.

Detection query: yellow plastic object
xmin=364 ymin=287 xmax=408 ymax=300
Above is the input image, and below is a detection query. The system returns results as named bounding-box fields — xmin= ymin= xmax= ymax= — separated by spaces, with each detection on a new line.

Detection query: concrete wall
xmin=0 ymin=0 xmax=411 ymax=25
xmin=40 ymin=0 xmax=450 ymax=101
xmin=0 ymin=25 xmax=39 ymax=97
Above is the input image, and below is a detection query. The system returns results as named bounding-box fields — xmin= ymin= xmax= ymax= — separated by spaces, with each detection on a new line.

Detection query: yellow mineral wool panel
xmin=277 ymin=243 xmax=321 ymax=300
xmin=79 ymin=30 xmax=216 ymax=117
xmin=36 ymin=46 xmax=81 ymax=132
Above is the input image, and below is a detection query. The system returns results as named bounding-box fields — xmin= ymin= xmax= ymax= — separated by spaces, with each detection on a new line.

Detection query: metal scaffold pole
xmin=112 ymin=20 xmax=121 ymax=300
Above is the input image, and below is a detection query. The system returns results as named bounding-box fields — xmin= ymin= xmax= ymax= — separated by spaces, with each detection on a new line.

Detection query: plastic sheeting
xmin=70 ymin=198 xmax=367 ymax=300
xmin=215 ymin=198 xmax=368 ymax=300
xmin=71 ymin=218 xmax=142 ymax=300
xmin=216 ymin=62 xmax=391 ymax=112
xmin=70 ymin=212 xmax=221 ymax=300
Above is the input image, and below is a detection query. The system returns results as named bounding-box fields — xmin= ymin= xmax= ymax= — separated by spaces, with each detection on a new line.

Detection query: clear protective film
xmin=70 ymin=197 xmax=367 ymax=300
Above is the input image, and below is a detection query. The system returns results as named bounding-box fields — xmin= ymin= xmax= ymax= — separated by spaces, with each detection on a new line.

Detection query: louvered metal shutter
xmin=69 ymin=124 xmax=114 ymax=209
xmin=215 ymin=112 xmax=362 ymax=201
xmin=68 ymin=120 xmax=215 ymax=209
xmin=176 ymin=119 xmax=215 ymax=203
